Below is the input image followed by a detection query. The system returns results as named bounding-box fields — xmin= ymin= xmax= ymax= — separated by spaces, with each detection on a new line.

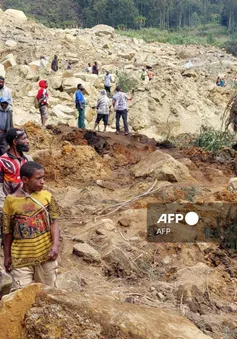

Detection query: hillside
xmin=2 ymin=0 xmax=237 ymax=33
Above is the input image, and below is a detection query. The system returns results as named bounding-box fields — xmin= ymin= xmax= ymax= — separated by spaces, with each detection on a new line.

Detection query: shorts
xmin=10 ymin=260 xmax=58 ymax=291
xmin=39 ymin=105 xmax=48 ymax=118
xmin=96 ymin=114 xmax=108 ymax=125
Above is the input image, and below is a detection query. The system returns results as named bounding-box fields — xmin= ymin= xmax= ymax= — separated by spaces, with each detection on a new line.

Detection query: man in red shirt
xmin=0 ymin=128 xmax=32 ymax=246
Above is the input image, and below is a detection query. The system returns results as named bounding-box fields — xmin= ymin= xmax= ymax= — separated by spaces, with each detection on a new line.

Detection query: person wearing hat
xmin=0 ymin=97 xmax=13 ymax=156
xmin=104 ymin=71 xmax=112 ymax=96
xmin=0 ymin=76 xmax=13 ymax=109
xmin=75 ymin=84 xmax=86 ymax=128
xmin=94 ymin=90 xmax=110 ymax=132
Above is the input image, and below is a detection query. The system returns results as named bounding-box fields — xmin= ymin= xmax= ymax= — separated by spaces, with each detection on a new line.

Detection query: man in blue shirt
xmin=75 ymin=84 xmax=86 ymax=128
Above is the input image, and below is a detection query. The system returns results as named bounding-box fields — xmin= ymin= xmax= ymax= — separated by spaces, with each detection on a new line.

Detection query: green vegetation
xmin=117 ymin=24 xmax=230 ymax=47
xmin=194 ymin=126 xmax=235 ymax=154
xmin=168 ymin=126 xmax=235 ymax=155
xmin=2 ymin=0 xmax=237 ymax=34
xmin=115 ymin=71 xmax=138 ymax=93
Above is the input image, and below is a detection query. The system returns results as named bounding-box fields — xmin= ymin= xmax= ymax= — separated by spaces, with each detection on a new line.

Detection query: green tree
xmin=135 ymin=15 xmax=146 ymax=29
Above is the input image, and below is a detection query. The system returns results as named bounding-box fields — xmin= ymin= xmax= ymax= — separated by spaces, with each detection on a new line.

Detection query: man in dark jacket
xmin=0 ymin=97 xmax=13 ymax=155
xmin=51 ymin=55 xmax=58 ymax=72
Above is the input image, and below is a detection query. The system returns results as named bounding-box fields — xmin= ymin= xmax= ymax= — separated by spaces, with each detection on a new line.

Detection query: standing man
xmin=94 ymin=90 xmax=110 ymax=132
xmin=3 ymin=161 xmax=60 ymax=290
xmin=92 ymin=62 xmax=99 ymax=75
xmin=104 ymin=71 xmax=112 ymax=96
xmin=0 ymin=97 xmax=13 ymax=156
xmin=51 ymin=55 xmax=58 ymax=72
xmin=40 ymin=56 xmax=47 ymax=68
xmin=75 ymin=84 xmax=86 ymax=129
xmin=0 ymin=76 xmax=13 ymax=109
xmin=85 ymin=63 xmax=92 ymax=73
xmin=141 ymin=68 xmax=147 ymax=81
xmin=112 ymin=86 xmax=132 ymax=135
xmin=0 ymin=128 xmax=32 ymax=247
xmin=36 ymin=80 xmax=49 ymax=129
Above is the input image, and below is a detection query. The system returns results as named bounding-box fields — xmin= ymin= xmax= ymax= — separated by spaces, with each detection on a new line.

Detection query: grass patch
xmin=168 ymin=126 xmax=235 ymax=155
xmin=117 ymin=24 xmax=231 ymax=47
xmin=115 ymin=71 xmax=139 ymax=92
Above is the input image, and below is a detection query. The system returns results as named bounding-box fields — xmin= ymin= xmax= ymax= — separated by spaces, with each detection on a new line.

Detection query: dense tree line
xmin=2 ymin=0 xmax=237 ymax=32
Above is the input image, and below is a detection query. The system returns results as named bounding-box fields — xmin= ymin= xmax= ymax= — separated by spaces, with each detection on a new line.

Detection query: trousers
xmin=10 ymin=260 xmax=58 ymax=291
xmin=116 ymin=109 xmax=129 ymax=133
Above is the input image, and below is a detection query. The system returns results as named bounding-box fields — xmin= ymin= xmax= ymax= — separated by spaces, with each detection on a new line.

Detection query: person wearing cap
xmin=112 ymin=86 xmax=132 ymax=135
xmin=36 ymin=80 xmax=49 ymax=128
xmin=0 ymin=76 xmax=13 ymax=109
xmin=75 ymin=84 xmax=86 ymax=128
xmin=0 ymin=97 xmax=13 ymax=156
xmin=0 ymin=128 xmax=32 ymax=247
xmin=94 ymin=90 xmax=110 ymax=132
xmin=104 ymin=71 xmax=112 ymax=96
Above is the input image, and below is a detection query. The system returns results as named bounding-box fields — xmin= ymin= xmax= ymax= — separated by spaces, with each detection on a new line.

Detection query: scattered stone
xmin=131 ymin=150 xmax=192 ymax=182
xmin=56 ymin=270 xmax=87 ymax=292
xmin=0 ymin=53 xmax=16 ymax=70
xmin=228 ymin=178 xmax=237 ymax=192
xmin=5 ymin=40 xmax=17 ymax=48
xmin=73 ymin=243 xmax=101 ymax=263
xmin=118 ymin=218 xmax=131 ymax=227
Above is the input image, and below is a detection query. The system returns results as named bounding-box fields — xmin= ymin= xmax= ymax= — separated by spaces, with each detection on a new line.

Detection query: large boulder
xmin=62 ymin=77 xmax=98 ymax=99
xmin=118 ymin=51 xmax=136 ymax=60
xmin=73 ymin=243 xmax=101 ymax=263
xmin=131 ymin=150 xmax=192 ymax=182
xmin=5 ymin=40 xmax=17 ymax=48
xmin=75 ymin=73 xmax=98 ymax=82
xmin=4 ymin=9 xmax=27 ymax=21
xmin=0 ymin=53 xmax=16 ymax=70
xmin=51 ymin=104 xmax=75 ymax=120
xmin=49 ymin=76 xmax=63 ymax=89
xmin=22 ymin=286 xmax=211 ymax=339
xmin=92 ymin=24 xmax=115 ymax=38
xmin=0 ymin=284 xmax=41 ymax=339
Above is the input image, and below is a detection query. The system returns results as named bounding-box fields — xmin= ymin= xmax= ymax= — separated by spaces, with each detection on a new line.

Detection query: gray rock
xmin=73 ymin=243 xmax=100 ymax=263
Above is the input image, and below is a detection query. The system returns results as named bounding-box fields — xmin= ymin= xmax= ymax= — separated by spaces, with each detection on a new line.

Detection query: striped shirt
xmin=97 ymin=95 xmax=110 ymax=115
xmin=3 ymin=190 xmax=60 ymax=268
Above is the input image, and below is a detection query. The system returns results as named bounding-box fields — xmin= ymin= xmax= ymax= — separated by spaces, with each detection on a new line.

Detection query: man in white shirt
xmin=104 ymin=71 xmax=112 ymax=96
xmin=112 ymin=86 xmax=132 ymax=135
xmin=0 ymin=77 xmax=13 ymax=109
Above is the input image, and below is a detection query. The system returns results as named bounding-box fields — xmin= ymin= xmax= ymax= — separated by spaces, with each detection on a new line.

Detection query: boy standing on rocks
xmin=3 ymin=161 xmax=60 ymax=290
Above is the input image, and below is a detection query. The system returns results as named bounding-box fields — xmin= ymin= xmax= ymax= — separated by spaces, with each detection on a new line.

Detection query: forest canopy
xmin=2 ymin=0 xmax=237 ymax=32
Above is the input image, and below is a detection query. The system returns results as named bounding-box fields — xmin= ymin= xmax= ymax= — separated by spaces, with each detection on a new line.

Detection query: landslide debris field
xmin=1 ymin=122 xmax=236 ymax=339
xmin=0 ymin=7 xmax=237 ymax=339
